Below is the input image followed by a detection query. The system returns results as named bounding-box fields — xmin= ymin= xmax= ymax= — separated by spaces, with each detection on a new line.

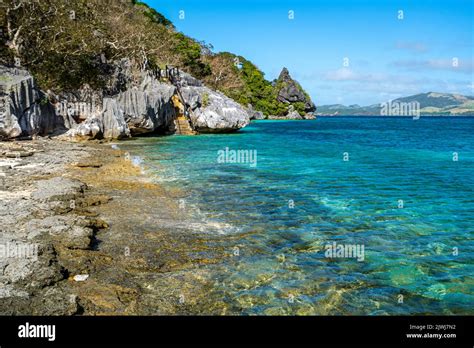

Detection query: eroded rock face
xmin=0 ymin=67 xmax=64 ymax=139
xmin=181 ymin=85 xmax=250 ymax=133
xmin=247 ymin=104 xmax=266 ymax=120
xmin=276 ymin=67 xmax=316 ymax=114
xmin=1 ymin=63 xmax=250 ymax=140
xmin=63 ymin=70 xmax=177 ymax=139
xmin=66 ymin=97 xmax=131 ymax=140
xmin=118 ymin=75 xmax=176 ymax=135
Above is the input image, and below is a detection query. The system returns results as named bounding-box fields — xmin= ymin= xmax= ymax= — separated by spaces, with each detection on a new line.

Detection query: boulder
xmin=247 ymin=104 xmax=266 ymax=120
xmin=181 ymin=86 xmax=250 ymax=133
xmin=286 ymin=105 xmax=303 ymax=120
xmin=303 ymin=113 xmax=316 ymax=120
xmin=117 ymin=75 xmax=176 ymax=135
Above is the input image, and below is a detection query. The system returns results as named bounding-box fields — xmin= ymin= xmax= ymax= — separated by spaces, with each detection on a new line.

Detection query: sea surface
xmin=120 ymin=117 xmax=474 ymax=315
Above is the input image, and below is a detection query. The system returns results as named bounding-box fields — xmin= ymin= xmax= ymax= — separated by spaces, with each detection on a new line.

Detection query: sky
xmin=145 ymin=0 xmax=473 ymax=105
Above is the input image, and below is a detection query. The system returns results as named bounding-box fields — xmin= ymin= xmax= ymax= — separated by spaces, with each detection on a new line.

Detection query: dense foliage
xmin=203 ymin=53 xmax=289 ymax=116
xmin=0 ymin=0 xmax=312 ymax=115
xmin=0 ymin=0 xmax=210 ymax=91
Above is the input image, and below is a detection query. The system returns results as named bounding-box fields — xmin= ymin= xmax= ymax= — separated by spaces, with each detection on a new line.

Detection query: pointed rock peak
xmin=278 ymin=67 xmax=291 ymax=80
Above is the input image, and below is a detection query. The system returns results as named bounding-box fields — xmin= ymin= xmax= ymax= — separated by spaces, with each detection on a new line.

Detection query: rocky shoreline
xmin=0 ymin=138 xmax=231 ymax=315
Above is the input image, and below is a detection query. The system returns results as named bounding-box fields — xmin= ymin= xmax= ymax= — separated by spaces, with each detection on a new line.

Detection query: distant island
xmin=317 ymin=92 xmax=474 ymax=116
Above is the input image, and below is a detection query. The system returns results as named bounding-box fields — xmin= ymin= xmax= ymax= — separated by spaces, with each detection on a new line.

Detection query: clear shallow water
xmin=123 ymin=117 xmax=474 ymax=315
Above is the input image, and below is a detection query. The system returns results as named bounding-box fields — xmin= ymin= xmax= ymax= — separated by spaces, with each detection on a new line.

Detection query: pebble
xmin=73 ymin=274 xmax=89 ymax=282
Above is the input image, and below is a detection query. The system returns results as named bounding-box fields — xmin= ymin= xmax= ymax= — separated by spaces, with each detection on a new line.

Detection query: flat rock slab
xmin=32 ymin=177 xmax=86 ymax=202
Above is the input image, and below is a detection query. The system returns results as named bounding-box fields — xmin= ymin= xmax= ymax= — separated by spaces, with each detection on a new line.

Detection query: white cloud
xmin=394 ymin=41 xmax=428 ymax=53
xmin=391 ymin=59 xmax=473 ymax=73
xmin=323 ymin=68 xmax=384 ymax=82
xmin=323 ymin=68 xmax=357 ymax=81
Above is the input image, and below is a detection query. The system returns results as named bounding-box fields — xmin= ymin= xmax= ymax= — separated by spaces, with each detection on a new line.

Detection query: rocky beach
xmin=0 ymin=0 xmax=318 ymax=316
xmin=0 ymin=138 xmax=235 ymax=315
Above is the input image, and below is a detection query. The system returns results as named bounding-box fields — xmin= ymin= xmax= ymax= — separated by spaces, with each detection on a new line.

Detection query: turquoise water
xmin=124 ymin=117 xmax=474 ymax=315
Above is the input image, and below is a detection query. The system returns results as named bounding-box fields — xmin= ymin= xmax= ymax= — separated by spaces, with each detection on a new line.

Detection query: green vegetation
xmin=132 ymin=1 xmax=174 ymax=27
xmin=174 ymin=33 xmax=211 ymax=79
xmin=202 ymin=92 xmax=209 ymax=108
xmin=0 ymin=0 xmax=210 ymax=91
xmin=1 ymin=0 xmax=312 ymax=116
xmin=203 ymin=53 xmax=289 ymax=116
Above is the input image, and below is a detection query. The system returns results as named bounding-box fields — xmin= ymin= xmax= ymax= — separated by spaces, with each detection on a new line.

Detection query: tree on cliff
xmin=0 ymin=0 xmax=314 ymax=116
xmin=0 ymin=0 xmax=209 ymax=91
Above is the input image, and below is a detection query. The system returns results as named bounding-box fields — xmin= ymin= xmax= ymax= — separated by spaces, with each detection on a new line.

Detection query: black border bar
xmin=0 ymin=316 xmax=472 ymax=346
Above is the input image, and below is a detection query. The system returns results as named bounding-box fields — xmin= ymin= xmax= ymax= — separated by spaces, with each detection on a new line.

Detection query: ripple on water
xmin=119 ymin=118 xmax=474 ymax=315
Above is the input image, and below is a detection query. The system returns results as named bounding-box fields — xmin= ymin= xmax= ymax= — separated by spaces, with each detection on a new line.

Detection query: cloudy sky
xmin=147 ymin=0 xmax=473 ymax=105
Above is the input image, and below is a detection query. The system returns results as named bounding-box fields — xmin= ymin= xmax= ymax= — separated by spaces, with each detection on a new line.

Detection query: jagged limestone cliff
xmin=0 ymin=0 xmax=314 ymax=139
xmin=0 ymin=65 xmax=250 ymax=140
xmin=0 ymin=67 xmax=64 ymax=139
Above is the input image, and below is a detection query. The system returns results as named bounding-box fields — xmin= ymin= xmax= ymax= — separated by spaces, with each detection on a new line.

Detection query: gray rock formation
xmin=247 ymin=104 xmax=266 ymax=120
xmin=63 ymin=70 xmax=176 ymax=139
xmin=275 ymin=67 xmax=316 ymax=114
xmin=170 ymin=70 xmax=250 ymax=132
xmin=64 ymin=97 xmax=131 ymax=140
xmin=118 ymin=75 xmax=176 ymax=135
xmin=286 ymin=105 xmax=304 ymax=120
xmin=0 ymin=67 xmax=64 ymax=139
xmin=1 ymin=63 xmax=250 ymax=140
xmin=181 ymin=85 xmax=250 ymax=133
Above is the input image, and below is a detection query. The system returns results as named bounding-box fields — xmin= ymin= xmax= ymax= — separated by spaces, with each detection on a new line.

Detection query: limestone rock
xmin=65 ymin=98 xmax=130 ymax=140
xmin=303 ymin=113 xmax=316 ymax=120
xmin=181 ymin=86 xmax=250 ymax=133
xmin=286 ymin=105 xmax=304 ymax=120
xmin=275 ymin=67 xmax=316 ymax=113
xmin=118 ymin=75 xmax=176 ymax=135
xmin=32 ymin=177 xmax=86 ymax=203
xmin=1 ymin=63 xmax=250 ymax=140
xmin=247 ymin=104 xmax=266 ymax=120
xmin=0 ymin=67 xmax=64 ymax=139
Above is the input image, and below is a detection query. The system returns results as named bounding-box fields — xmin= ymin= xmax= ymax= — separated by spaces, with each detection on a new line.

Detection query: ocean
xmin=120 ymin=117 xmax=474 ymax=315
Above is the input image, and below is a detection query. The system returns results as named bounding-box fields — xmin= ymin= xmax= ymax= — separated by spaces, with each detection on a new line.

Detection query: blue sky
xmin=145 ymin=0 xmax=473 ymax=105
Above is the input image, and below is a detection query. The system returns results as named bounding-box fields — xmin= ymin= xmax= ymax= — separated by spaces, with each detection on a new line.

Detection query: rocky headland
xmin=0 ymin=64 xmax=251 ymax=141
xmin=0 ymin=139 xmax=238 ymax=314
xmin=0 ymin=0 xmax=317 ymax=315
